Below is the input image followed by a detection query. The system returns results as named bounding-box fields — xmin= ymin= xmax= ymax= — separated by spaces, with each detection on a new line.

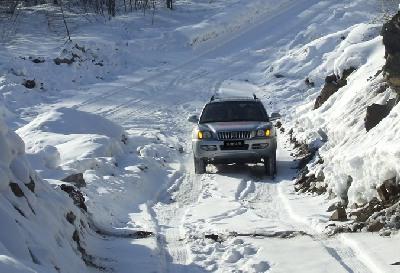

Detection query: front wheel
xmin=194 ymin=157 xmax=206 ymax=174
xmin=264 ymin=152 xmax=276 ymax=177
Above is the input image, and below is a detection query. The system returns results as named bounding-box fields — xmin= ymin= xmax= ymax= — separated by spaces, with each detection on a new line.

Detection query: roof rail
xmin=209 ymin=95 xmax=259 ymax=102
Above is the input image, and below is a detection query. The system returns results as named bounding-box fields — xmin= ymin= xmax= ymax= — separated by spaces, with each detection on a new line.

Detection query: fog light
xmin=201 ymin=145 xmax=217 ymax=151
xmin=252 ymin=143 xmax=269 ymax=149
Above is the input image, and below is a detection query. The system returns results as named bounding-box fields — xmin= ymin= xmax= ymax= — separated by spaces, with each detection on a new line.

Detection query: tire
xmin=264 ymin=152 xmax=276 ymax=177
xmin=194 ymin=157 xmax=206 ymax=174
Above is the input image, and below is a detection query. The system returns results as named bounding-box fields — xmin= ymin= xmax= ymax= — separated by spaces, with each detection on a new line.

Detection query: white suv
xmin=189 ymin=96 xmax=278 ymax=176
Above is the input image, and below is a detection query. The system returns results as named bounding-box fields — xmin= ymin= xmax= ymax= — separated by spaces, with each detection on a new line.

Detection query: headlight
xmin=256 ymin=129 xmax=264 ymax=137
xmin=198 ymin=131 xmax=212 ymax=139
xmin=256 ymin=129 xmax=271 ymax=137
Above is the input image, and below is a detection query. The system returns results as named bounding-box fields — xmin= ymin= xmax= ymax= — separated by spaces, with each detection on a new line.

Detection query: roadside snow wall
xmin=249 ymin=0 xmax=400 ymax=207
xmin=0 ymin=104 xmax=89 ymax=273
xmin=286 ymin=23 xmax=400 ymax=206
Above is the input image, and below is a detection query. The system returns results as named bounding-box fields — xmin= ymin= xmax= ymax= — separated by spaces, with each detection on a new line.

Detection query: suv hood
xmin=202 ymin=121 xmax=270 ymax=133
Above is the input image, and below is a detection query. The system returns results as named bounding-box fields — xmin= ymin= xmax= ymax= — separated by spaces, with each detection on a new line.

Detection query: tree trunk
xmin=166 ymin=0 xmax=172 ymax=10
xmin=107 ymin=0 xmax=115 ymax=17
xmin=59 ymin=0 xmax=71 ymax=41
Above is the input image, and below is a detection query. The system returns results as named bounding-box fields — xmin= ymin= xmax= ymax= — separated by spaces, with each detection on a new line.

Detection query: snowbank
xmin=16 ymin=105 xmax=184 ymax=233
xmin=281 ymin=19 xmax=399 ymax=205
xmin=17 ymin=107 xmax=126 ymax=170
xmin=0 ymin=104 xmax=89 ymax=273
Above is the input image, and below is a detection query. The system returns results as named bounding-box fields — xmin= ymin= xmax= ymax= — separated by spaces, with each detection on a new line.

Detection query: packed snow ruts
xmin=1 ymin=1 xmax=400 ymax=273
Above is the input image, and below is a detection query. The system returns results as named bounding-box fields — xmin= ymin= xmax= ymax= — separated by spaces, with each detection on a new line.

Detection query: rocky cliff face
xmin=382 ymin=11 xmax=400 ymax=95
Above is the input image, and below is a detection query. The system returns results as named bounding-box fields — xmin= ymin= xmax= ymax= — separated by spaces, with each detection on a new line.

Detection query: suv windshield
xmin=199 ymin=101 xmax=268 ymax=123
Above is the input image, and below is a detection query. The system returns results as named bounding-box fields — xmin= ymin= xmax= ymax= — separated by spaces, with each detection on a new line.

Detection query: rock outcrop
xmin=365 ymin=99 xmax=396 ymax=131
xmin=62 ymin=173 xmax=86 ymax=188
xmin=330 ymin=207 xmax=348 ymax=222
xmin=60 ymin=184 xmax=88 ymax=212
xmin=314 ymin=67 xmax=356 ymax=109
xmin=382 ymin=11 xmax=400 ymax=94
xmin=22 ymin=79 xmax=36 ymax=89
xmin=377 ymin=177 xmax=400 ymax=202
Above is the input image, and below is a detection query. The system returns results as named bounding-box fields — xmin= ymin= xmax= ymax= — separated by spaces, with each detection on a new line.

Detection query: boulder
xmin=22 ymin=79 xmax=36 ymax=89
xmin=205 ymin=234 xmax=222 ymax=243
xmin=66 ymin=211 xmax=76 ymax=224
xmin=54 ymin=57 xmax=74 ymax=65
xmin=314 ymin=67 xmax=356 ymax=109
xmin=365 ymin=99 xmax=396 ymax=131
xmin=25 ymin=176 xmax=35 ymax=193
xmin=305 ymin=77 xmax=315 ymax=88
xmin=349 ymin=198 xmax=382 ymax=223
xmin=330 ymin=207 xmax=347 ymax=222
xmin=31 ymin=57 xmax=45 ymax=64
xmin=367 ymin=221 xmax=385 ymax=232
xmin=133 ymin=231 xmax=153 ymax=239
xmin=377 ymin=177 xmax=399 ymax=202
xmin=9 ymin=182 xmax=24 ymax=197
xmin=61 ymin=173 xmax=86 ymax=188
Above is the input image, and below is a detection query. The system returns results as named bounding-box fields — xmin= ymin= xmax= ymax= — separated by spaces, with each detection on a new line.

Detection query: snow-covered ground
xmin=1 ymin=0 xmax=400 ymax=272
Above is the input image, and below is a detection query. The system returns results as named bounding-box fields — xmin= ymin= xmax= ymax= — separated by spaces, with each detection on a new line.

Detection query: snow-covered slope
xmin=269 ymin=3 xmax=400 ymax=206
xmin=0 ymin=104 xmax=90 ymax=273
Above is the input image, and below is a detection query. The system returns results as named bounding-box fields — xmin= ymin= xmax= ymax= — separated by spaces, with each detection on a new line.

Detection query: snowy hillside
xmin=1 ymin=0 xmax=400 ymax=273
xmin=270 ymin=1 xmax=400 ymax=230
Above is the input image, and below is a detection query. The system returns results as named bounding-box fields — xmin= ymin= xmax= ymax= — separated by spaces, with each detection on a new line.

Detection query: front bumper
xmin=192 ymin=138 xmax=276 ymax=164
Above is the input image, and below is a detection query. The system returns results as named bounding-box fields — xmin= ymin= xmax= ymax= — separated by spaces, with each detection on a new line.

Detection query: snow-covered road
xmin=45 ymin=1 xmax=387 ymax=272
xmin=4 ymin=0 xmax=399 ymax=272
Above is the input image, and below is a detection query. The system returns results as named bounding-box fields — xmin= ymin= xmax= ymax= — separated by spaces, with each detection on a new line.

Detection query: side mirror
xmin=187 ymin=114 xmax=199 ymax=123
xmin=270 ymin=112 xmax=281 ymax=121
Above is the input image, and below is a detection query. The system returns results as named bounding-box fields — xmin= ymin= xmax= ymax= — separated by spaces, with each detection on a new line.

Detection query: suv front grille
xmin=218 ymin=131 xmax=251 ymax=140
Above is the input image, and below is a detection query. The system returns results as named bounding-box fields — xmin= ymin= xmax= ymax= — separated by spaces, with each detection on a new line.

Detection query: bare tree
xmin=106 ymin=0 xmax=115 ymax=16
xmin=166 ymin=0 xmax=172 ymax=10
xmin=59 ymin=0 xmax=71 ymax=40
xmin=0 ymin=0 xmax=170 ymax=27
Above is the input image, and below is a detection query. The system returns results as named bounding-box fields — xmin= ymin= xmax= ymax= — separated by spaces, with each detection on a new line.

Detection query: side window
xmin=258 ymin=102 xmax=269 ymax=121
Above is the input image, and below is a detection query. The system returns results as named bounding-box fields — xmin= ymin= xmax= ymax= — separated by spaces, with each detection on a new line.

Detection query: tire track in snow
xmin=235 ymin=179 xmax=255 ymax=201
xmin=179 ymin=134 xmax=375 ymax=273
xmin=277 ymin=169 xmax=374 ymax=273
xmin=75 ymin=0 xmax=326 ymax=123
xmin=66 ymin=0 xmax=378 ymax=272
xmin=149 ymin=158 xmax=206 ymax=273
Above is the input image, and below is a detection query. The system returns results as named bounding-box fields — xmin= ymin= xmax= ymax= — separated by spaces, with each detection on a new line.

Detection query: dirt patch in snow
xmin=204 ymin=230 xmax=311 ymax=243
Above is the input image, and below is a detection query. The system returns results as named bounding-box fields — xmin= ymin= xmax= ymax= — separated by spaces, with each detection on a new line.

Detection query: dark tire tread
xmin=194 ymin=157 xmax=206 ymax=174
xmin=264 ymin=151 xmax=277 ymax=177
